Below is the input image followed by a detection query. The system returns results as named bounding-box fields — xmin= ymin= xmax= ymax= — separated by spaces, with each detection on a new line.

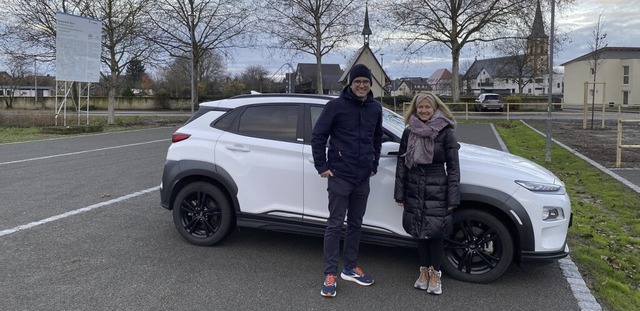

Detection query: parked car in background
xmin=160 ymin=93 xmax=572 ymax=284
xmin=475 ymin=93 xmax=504 ymax=112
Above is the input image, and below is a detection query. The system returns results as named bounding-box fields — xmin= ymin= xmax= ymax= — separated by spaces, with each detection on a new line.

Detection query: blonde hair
xmin=403 ymin=92 xmax=455 ymax=124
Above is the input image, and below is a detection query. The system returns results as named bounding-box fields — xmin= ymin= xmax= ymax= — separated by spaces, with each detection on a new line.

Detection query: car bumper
xmin=520 ymin=243 xmax=569 ymax=265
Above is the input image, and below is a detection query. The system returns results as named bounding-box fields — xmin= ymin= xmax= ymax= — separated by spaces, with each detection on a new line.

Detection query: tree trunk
xmin=316 ymin=54 xmax=323 ymax=94
xmin=451 ymin=48 xmax=461 ymax=104
xmin=108 ymin=84 xmax=116 ymax=125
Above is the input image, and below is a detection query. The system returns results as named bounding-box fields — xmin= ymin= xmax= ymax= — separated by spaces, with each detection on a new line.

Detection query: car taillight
xmin=172 ymin=132 xmax=191 ymax=143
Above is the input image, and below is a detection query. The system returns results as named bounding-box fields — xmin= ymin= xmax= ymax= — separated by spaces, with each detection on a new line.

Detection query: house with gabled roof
xmin=338 ymin=5 xmax=390 ymax=99
xmin=427 ymin=68 xmax=452 ymax=95
xmin=561 ymin=47 xmax=640 ymax=107
xmin=393 ymin=77 xmax=432 ymax=97
xmin=294 ymin=63 xmax=344 ymax=95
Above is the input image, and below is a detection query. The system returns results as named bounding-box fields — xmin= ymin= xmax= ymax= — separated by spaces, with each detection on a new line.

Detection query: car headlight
xmin=542 ymin=206 xmax=565 ymax=221
xmin=515 ymin=180 xmax=564 ymax=192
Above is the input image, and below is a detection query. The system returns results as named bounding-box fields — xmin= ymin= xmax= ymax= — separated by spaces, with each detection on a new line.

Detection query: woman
xmin=394 ymin=92 xmax=460 ymax=295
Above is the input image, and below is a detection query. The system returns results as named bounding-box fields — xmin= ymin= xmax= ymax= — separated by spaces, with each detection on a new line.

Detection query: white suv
xmin=475 ymin=93 xmax=504 ymax=112
xmin=160 ymin=93 xmax=572 ymax=283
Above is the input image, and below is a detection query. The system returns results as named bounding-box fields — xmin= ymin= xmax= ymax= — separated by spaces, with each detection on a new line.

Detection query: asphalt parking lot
xmin=0 ymin=125 xmax=591 ymax=310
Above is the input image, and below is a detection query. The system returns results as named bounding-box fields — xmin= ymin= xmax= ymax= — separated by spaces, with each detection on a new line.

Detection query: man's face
xmin=350 ymin=77 xmax=371 ymax=99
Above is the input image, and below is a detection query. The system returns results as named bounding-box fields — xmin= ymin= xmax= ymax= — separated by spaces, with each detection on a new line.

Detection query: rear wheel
xmin=172 ymin=182 xmax=233 ymax=246
xmin=442 ymin=209 xmax=514 ymax=283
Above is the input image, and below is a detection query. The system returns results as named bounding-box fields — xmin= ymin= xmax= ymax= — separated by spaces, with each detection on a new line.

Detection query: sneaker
xmin=414 ymin=266 xmax=429 ymax=290
xmin=320 ymin=274 xmax=337 ymax=297
xmin=427 ymin=266 xmax=442 ymax=295
xmin=340 ymin=266 xmax=374 ymax=286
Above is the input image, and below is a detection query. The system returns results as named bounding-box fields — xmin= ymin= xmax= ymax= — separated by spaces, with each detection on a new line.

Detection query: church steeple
xmin=529 ymin=0 xmax=548 ymax=39
xmin=527 ymin=0 xmax=549 ymax=74
xmin=362 ymin=2 xmax=372 ymax=46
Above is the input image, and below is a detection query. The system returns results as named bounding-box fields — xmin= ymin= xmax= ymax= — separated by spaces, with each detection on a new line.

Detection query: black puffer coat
xmin=394 ymin=125 xmax=460 ymax=239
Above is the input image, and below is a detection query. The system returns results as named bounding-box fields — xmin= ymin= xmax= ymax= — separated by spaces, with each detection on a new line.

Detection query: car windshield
xmin=485 ymin=95 xmax=500 ymax=100
xmin=382 ymin=108 xmax=405 ymax=135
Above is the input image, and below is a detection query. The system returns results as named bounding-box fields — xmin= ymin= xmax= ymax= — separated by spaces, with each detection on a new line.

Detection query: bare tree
xmin=587 ymin=10 xmax=608 ymax=129
xmin=493 ymin=36 xmax=542 ymax=94
xmin=261 ymin=0 xmax=360 ymax=94
xmin=385 ymin=0 xmax=540 ymax=103
xmin=1 ymin=1 xmax=87 ymax=110
xmin=239 ymin=65 xmax=271 ymax=93
xmin=1 ymin=0 xmax=86 ymax=61
xmin=81 ymin=0 xmax=157 ymax=124
xmin=0 ymin=56 xmax=30 ymax=108
xmin=146 ymin=0 xmax=253 ymax=109
xmin=155 ymin=50 xmax=228 ymax=98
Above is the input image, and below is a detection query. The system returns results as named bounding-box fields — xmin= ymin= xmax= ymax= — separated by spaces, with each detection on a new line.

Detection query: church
xmin=462 ymin=1 xmax=563 ymax=96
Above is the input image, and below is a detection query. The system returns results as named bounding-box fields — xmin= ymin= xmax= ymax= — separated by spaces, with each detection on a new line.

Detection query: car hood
xmin=459 ymin=142 xmax=562 ymax=185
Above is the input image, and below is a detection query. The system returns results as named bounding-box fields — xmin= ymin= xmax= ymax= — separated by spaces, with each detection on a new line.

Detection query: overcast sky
xmin=230 ymin=0 xmax=640 ymax=80
xmin=2 ymin=0 xmax=638 ymax=81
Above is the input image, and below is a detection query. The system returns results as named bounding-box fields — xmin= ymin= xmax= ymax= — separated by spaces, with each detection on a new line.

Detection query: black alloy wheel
xmin=442 ymin=209 xmax=514 ymax=283
xmin=172 ymin=182 xmax=233 ymax=246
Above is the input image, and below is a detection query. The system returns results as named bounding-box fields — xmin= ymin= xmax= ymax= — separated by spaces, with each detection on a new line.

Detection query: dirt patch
xmin=525 ymin=119 xmax=640 ymax=169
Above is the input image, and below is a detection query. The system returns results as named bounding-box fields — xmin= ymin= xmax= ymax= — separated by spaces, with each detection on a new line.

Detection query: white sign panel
xmin=55 ymin=13 xmax=102 ymax=82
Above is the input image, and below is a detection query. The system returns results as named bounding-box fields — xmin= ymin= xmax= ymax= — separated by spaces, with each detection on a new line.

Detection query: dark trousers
xmin=417 ymin=237 xmax=444 ymax=270
xmin=323 ymin=176 xmax=370 ymax=275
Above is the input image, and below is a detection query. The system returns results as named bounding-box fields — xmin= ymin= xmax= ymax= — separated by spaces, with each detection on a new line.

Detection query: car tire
xmin=172 ymin=182 xmax=234 ymax=246
xmin=442 ymin=209 xmax=514 ymax=284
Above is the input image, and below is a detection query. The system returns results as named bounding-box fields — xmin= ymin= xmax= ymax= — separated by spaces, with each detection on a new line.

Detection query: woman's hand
xmin=396 ymin=202 xmax=404 ymax=208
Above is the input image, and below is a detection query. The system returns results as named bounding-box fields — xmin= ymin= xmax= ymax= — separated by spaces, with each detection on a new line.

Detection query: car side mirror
xmin=380 ymin=141 xmax=400 ymax=157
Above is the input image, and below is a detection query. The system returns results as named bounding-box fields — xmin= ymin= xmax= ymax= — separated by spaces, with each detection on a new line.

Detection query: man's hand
xmin=320 ymin=170 xmax=333 ymax=178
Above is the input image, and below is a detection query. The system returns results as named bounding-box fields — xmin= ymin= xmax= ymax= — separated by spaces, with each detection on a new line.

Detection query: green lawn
xmin=490 ymin=120 xmax=640 ymax=311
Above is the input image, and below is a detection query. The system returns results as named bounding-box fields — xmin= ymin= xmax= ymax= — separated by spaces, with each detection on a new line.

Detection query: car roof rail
xmin=229 ymin=93 xmax=337 ymax=101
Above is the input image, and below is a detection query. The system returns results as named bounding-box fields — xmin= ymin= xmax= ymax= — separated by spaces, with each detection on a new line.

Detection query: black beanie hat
xmin=349 ymin=64 xmax=372 ymax=85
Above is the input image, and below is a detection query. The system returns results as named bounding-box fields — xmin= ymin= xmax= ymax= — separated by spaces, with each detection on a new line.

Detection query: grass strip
xmin=491 ymin=120 xmax=640 ymax=311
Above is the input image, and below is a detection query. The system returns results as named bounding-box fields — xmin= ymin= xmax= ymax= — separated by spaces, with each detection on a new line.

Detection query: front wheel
xmin=442 ymin=209 xmax=514 ymax=283
xmin=172 ymin=182 xmax=234 ymax=246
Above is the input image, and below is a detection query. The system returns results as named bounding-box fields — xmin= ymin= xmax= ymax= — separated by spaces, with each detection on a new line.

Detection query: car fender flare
xmin=459 ymin=184 xmax=535 ymax=253
xmin=162 ymin=160 xmax=239 ymax=212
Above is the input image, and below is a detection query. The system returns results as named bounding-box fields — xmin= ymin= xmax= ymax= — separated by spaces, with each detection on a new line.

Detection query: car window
xmin=485 ymin=94 xmax=500 ymax=100
xmin=236 ymin=105 xmax=299 ymax=142
xmin=212 ymin=107 xmax=241 ymax=130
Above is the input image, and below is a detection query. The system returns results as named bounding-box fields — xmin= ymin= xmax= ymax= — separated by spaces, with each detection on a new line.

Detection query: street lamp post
xmin=189 ymin=13 xmax=196 ymax=115
xmin=380 ymin=53 xmax=384 ymax=103
xmin=545 ymin=0 xmax=555 ymax=162
xmin=34 ymin=58 xmax=38 ymax=109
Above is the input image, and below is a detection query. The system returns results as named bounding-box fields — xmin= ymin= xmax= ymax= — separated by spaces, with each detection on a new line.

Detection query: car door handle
xmin=307 ymin=157 xmax=314 ymax=164
xmin=225 ymin=144 xmax=250 ymax=152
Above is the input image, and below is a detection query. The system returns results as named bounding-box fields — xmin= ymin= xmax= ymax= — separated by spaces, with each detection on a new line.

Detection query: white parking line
xmin=0 ymin=186 xmax=159 ymax=237
xmin=0 ymin=139 xmax=167 ymax=166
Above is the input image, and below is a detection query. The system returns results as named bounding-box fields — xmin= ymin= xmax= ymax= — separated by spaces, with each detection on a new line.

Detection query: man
xmin=311 ymin=64 xmax=383 ymax=298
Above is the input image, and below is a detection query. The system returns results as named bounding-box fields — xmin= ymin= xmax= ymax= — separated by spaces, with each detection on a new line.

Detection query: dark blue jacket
xmin=311 ymin=86 xmax=383 ymax=185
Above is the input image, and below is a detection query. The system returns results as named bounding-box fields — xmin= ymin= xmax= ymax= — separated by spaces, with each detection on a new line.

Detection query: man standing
xmin=311 ymin=64 xmax=383 ymax=298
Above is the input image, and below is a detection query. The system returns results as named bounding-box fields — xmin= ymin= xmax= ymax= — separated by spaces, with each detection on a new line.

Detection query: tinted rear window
xmin=484 ymin=95 xmax=500 ymax=100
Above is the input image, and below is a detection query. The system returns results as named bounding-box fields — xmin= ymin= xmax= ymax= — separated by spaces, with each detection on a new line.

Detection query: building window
xmin=623 ymin=66 xmax=629 ymax=84
xmin=623 ymin=90 xmax=629 ymax=105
